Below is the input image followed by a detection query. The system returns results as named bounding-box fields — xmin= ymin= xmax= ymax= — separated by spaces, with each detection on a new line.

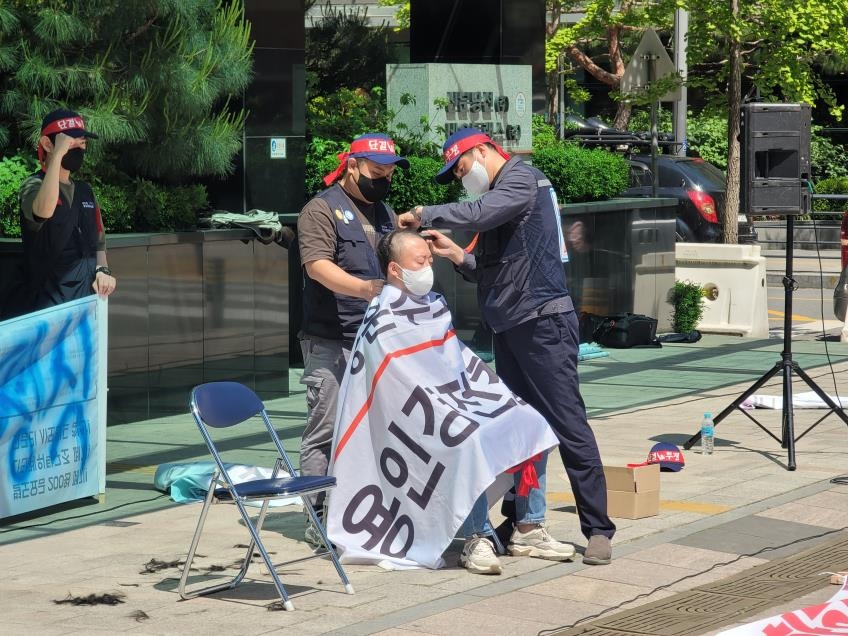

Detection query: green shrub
xmin=0 ymin=153 xmax=38 ymax=237
xmin=687 ymin=113 xmax=729 ymax=170
xmin=671 ymin=280 xmax=706 ymax=333
xmin=386 ymin=155 xmax=464 ymax=212
xmin=388 ymin=93 xmax=443 ymax=159
xmin=531 ymin=143 xmax=629 ymax=203
xmin=134 ymin=181 xmax=207 ymax=232
xmin=0 ymin=155 xmax=204 ymax=235
xmin=628 ymin=108 xmax=673 ymax=135
xmin=811 ymin=129 xmax=848 ymax=180
xmin=811 ymin=177 xmax=848 ymax=219
xmin=133 ymin=178 xmax=169 ymax=231
xmin=93 ymin=180 xmax=134 ymax=232
xmin=305 ymin=137 xmax=349 ymax=200
xmin=166 ymin=184 xmax=208 ymax=231
xmin=532 ymin=114 xmax=559 ymax=151
xmin=307 ymin=87 xmax=389 ymax=142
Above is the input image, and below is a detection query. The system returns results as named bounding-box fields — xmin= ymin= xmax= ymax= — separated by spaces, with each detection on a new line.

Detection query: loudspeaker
xmin=741 ymin=103 xmax=811 ymax=215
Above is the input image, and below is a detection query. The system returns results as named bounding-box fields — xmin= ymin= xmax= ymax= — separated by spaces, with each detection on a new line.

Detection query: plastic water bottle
xmin=701 ymin=412 xmax=715 ymax=455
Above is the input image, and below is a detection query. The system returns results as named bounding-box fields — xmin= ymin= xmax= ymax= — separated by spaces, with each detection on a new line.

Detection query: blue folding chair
xmin=178 ymin=381 xmax=354 ymax=611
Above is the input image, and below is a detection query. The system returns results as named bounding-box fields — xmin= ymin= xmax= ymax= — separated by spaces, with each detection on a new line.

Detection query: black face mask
xmin=61 ymin=148 xmax=85 ymax=172
xmin=356 ymin=174 xmax=391 ymax=202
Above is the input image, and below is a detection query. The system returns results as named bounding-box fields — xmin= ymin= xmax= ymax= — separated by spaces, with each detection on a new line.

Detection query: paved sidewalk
xmin=2 ymin=337 xmax=848 ymax=635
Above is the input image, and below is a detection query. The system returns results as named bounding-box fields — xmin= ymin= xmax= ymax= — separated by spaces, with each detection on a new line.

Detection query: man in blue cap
xmin=18 ymin=108 xmax=116 ymax=312
xmin=297 ymin=132 xmax=409 ymax=548
xmin=398 ymin=127 xmax=615 ymax=566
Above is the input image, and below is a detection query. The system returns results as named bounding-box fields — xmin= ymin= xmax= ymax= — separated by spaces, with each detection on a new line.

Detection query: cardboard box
xmin=604 ymin=464 xmax=660 ymax=519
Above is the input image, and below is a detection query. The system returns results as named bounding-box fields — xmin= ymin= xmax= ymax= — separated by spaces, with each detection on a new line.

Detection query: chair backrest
xmin=189 ymin=381 xmax=298 ymax=478
xmin=191 ymin=381 xmax=264 ymax=428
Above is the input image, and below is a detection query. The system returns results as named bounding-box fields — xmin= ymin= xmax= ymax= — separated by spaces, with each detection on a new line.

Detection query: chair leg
xmin=179 ymin=493 xmax=248 ymax=600
xmin=303 ymin=502 xmax=354 ymax=595
xmin=234 ymin=500 xmax=295 ymax=611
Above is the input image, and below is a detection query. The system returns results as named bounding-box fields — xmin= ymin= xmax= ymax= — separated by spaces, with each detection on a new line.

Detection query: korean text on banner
xmin=0 ymin=296 xmax=108 ymax=519
xmin=327 ymin=285 xmax=557 ymax=569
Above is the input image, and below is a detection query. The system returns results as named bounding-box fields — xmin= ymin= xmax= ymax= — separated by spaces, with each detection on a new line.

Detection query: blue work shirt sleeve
xmin=455 ymin=251 xmax=478 ymax=282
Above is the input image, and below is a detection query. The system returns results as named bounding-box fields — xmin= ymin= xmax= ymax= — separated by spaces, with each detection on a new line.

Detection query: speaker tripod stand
xmin=682 ymin=215 xmax=848 ymax=470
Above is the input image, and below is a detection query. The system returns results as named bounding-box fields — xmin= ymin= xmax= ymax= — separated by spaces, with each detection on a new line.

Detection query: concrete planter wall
xmin=0 ymin=230 xmax=290 ymax=424
xmin=562 ymin=197 xmax=679 ymax=334
xmin=753 ymin=220 xmax=840 ymax=250
xmin=1 ymin=196 xmax=677 ymax=425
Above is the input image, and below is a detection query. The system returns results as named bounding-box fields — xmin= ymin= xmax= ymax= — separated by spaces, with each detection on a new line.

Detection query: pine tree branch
xmin=127 ymin=13 xmax=158 ymax=42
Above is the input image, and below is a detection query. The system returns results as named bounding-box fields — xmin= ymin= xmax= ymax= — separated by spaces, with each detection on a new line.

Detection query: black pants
xmin=494 ymin=310 xmax=615 ymax=540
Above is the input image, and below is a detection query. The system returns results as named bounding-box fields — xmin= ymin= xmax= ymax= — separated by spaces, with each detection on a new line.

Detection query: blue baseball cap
xmin=646 ymin=442 xmax=685 ymax=472
xmin=323 ymin=133 xmax=409 ymax=186
xmin=435 ymin=127 xmax=510 ymax=185
xmin=347 ymin=133 xmax=409 ymax=167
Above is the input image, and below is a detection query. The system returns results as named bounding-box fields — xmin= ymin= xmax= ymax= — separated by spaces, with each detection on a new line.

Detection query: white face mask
xmin=461 ymin=152 xmax=490 ymax=197
xmin=398 ymin=265 xmax=434 ymax=296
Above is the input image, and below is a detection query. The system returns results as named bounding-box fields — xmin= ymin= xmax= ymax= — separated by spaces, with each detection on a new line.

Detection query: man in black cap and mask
xmin=296 ymin=132 xmax=409 ymax=548
xmin=19 ymin=108 xmax=116 ymax=311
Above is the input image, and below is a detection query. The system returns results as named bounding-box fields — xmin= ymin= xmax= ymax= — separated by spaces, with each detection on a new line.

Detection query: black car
xmin=623 ymin=154 xmax=758 ymax=244
xmin=561 ymin=116 xmax=756 ymax=243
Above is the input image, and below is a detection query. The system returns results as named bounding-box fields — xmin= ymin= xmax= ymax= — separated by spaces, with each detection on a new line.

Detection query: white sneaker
xmin=460 ymin=536 xmax=503 ymax=575
xmin=508 ymin=525 xmax=575 ymax=561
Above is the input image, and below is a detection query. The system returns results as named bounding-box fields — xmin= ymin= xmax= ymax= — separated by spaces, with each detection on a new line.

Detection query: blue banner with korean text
xmin=0 ymin=296 xmax=108 ymax=518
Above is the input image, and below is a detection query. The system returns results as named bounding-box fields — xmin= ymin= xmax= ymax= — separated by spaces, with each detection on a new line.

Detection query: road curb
xmin=766 ymin=272 xmax=841 ymax=288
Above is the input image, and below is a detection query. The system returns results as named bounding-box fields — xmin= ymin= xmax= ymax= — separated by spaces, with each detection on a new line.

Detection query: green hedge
xmin=811 ymin=177 xmax=848 ymax=219
xmin=385 ymin=156 xmax=464 ymax=212
xmin=0 ymin=154 xmax=38 ymax=237
xmin=0 ymin=150 xmax=208 ymax=237
xmin=531 ymin=143 xmax=629 ymax=203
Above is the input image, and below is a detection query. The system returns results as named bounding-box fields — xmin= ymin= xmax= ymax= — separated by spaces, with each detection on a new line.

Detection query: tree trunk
xmin=613 ymin=100 xmax=632 ymax=131
xmin=547 ymin=69 xmax=558 ymax=126
xmin=723 ymin=0 xmax=741 ymax=244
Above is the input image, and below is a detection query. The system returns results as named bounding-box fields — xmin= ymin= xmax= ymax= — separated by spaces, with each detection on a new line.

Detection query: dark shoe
xmin=493 ymin=518 xmax=513 ymax=554
xmin=303 ymin=505 xmax=331 ymax=553
xmin=583 ymin=534 xmax=612 ymax=565
xmin=304 ymin=517 xmax=326 ymax=552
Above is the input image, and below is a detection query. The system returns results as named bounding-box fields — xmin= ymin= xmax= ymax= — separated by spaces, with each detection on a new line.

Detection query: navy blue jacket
xmin=421 ymin=157 xmax=571 ymax=333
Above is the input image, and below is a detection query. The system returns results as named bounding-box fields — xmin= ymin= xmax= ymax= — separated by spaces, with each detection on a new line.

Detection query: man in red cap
xmin=398 ymin=127 xmax=615 ymax=566
xmin=297 ymin=132 xmax=409 ymax=548
xmin=19 ymin=108 xmax=116 ymax=311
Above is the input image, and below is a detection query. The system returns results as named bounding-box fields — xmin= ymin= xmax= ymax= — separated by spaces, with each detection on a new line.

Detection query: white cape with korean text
xmin=327 ymin=285 xmax=558 ymax=569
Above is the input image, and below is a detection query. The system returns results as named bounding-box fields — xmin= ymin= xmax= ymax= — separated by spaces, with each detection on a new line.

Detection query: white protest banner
xmin=0 ymin=296 xmax=108 ymax=518
xmin=718 ymin=579 xmax=848 ymax=635
xmin=327 ymin=285 xmax=558 ymax=569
